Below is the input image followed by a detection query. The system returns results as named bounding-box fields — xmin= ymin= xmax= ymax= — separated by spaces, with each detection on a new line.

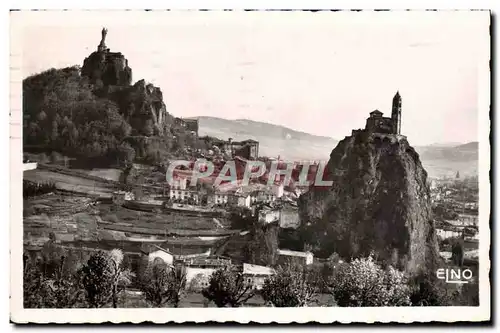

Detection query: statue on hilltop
xmin=98 ymin=27 xmax=108 ymax=52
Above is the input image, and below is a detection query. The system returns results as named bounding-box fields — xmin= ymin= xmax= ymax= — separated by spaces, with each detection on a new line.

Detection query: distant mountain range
xmin=193 ymin=116 xmax=479 ymax=179
xmin=193 ymin=116 xmax=338 ymax=162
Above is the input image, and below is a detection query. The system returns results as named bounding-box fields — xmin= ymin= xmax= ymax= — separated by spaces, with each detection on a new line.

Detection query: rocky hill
xmin=22 ymin=29 xmax=187 ymax=166
xmin=297 ymin=131 xmax=440 ymax=274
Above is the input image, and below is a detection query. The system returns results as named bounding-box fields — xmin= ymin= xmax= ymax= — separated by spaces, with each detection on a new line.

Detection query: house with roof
xmin=279 ymin=203 xmax=300 ymax=229
xmin=228 ymin=193 xmax=252 ymax=208
xmin=141 ymin=244 xmax=174 ymax=266
xmin=169 ymin=188 xmax=200 ymax=204
xmin=242 ymin=263 xmax=275 ymax=290
xmin=277 ymin=249 xmax=314 ymax=266
xmin=258 ymin=204 xmax=281 ymax=224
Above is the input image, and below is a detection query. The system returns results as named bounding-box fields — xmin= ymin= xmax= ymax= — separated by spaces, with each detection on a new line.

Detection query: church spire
xmin=391 ymin=91 xmax=402 ymax=134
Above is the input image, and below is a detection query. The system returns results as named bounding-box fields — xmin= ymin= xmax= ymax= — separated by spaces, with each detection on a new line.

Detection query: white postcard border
xmin=9 ymin=9 xmax=492 ymax=323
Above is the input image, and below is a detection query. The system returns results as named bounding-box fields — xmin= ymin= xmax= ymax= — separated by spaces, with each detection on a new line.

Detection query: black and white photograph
xmin=9 ymin=9 xmax=491 ymax=323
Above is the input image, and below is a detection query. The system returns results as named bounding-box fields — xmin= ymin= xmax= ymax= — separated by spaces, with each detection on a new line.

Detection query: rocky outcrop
xmin=109 ymin=79 xmax=174 ymax=136
xmin=80 ymin=29 xmax=175 ymax=137
xmin=81 ymin=50 xmax=132 ymax=87
xmin=298 ymin=131 xmax=439 ymax=274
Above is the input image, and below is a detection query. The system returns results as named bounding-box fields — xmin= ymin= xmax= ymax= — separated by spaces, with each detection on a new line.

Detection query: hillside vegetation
xmin=23 ymin=66 xmax=195 ymax=166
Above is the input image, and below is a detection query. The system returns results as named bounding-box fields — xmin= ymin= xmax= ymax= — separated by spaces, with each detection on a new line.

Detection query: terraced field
xmin=24 ymin=194 xmax=100 ymax=245
xmin=24 ymin=169 xmax=116 ymax=198
xmin=98 ymin=204 xmax=231 ymax=231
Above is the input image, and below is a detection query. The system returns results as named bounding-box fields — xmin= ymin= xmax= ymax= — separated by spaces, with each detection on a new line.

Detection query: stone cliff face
xmin=82 ymin=50 xmax=132 ymax=87
xmin=110 ymin=79 xmax=173 ymax=136
xmin=298 ymin=131 xmax=439 ymax=274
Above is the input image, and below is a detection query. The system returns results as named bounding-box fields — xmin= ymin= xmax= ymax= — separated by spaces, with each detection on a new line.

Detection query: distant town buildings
xmin=168 ymin=177 xmax=201 ymax=203
xmin=229 ymin=193 xmax=252 ymax=208
xmin=174 ymin=118 xmax=199 ymax=136
xmin=170 ymin=188 xmax=200 ymax=204
xmin=210 ymin=192 xmax=230 ymax=205
xmin=200 ymin=136 xmax=260 ymax=160
xmin=171 ymin=177 xmax=188 ymax=190
xmin=251 ymin=190 xmax=276 ymax=204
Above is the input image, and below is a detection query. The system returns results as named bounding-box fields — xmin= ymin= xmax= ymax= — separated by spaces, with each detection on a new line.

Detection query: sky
xmin=16 ymin=10 xmax=489 ymax=145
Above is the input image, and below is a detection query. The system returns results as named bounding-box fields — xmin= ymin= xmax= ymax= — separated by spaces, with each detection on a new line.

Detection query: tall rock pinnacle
xmin=81 ymin=28 xmax=132 ymax=86
xmin=298 ymin=127 xmax=439 ymax=275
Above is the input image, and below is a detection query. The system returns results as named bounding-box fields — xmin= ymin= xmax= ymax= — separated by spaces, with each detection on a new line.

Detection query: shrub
xmin=23 ymin=180 xmax=56 ymax=197
xmin=261 ymin=262 xmax=318 ymax=307
xmin=202 ymin=267 xmax=255 ymax=307
xmin=409 ymin=269 xmax=458 ymax=306
xmin=79 ymin=249 xmax=133 ymax=308
xmin=329 ymin=255 xmax=411 ymax=307
xmin=138 ymin=258 xmax=187 ymax=308
xmin=23 ymin=244 xmax=84 ymax=308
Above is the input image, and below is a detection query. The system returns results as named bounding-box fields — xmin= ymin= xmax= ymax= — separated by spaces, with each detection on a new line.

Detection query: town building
xmin=182 ymin=256 xmax=232 ymax=290
xmin=436 ymin=227 xmax=462 ymax=240
xmin=228 ymin=193 xmax=252 ymax=208
xmin=170 ymin=177 xmax=188 ymax=190
xmin=272 ymin=183 xmax=284 ymax=198
xmin=210 ymin=192 xmax=230 ymax=205
xmin=242 ymin=263 xmax=275 ymax=290
xmin=279 ymin=204 xmax=300 ymax=229
xmin=202 ymin=137 xmax=260 ymax=160
xmin=169 ymin=188 xmax=200 ymax=204
xmin=277 ymin=249 xmax=314 ymax=266
xmin=258 ymin=206 xmax=281 ymax=224
xmin=141 ymin=244 xmax=174 ymax=266
xmin=183 ymin=118 xmax=199 ymax=136
xmin=251 ymin=190 xmax=276 ymax=204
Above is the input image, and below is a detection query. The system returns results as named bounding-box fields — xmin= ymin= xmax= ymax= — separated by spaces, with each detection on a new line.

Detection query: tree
xmin=329 ymin=255 xmax=411 ymax=307
xmin=108 ymin=249 xmax=134 ymax=308
xmin=244 ymin=224 xmax=279 ymax=267
xmin=80 ymin=251 xmax=114 ymax=308
xmin=23 ymin=245 xmax=84 ymax=308
xmin=451 ymin=239 xmax=465 ymax=267
xmin=409 ymin=270 xmax=452 ymax=306
xmin=202 ymin=267 xmax=255 ymax=307
xmin=261 ymin=263 xmax=318 ymax=307
xmin=115 ymin=142 xmax=136 ymax=165
xmin=139 ymin=258 xmax=187 ymax=308
xmin=80 ymin=249 xmax=133 ymax=308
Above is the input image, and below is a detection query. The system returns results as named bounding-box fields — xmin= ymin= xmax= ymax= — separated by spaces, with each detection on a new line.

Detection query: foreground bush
xmin=330 ymin=255 xmax=411 ymax=306
xmin=23 ymin=244 xmax=84 ymax=308
xmin=80 ymin=249 xmax=134 ymax=308
xmin=202 ymin=267 xmax=255 ymax=307
xmin=261 ymin=262 xmax=318 ymax=307
xmin=138 ymin=258 xmax=187 ymax=308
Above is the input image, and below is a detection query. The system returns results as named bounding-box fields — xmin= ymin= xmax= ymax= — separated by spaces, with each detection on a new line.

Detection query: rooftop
xmin=243 ymin=263 xmax=275 ymax=275
xmin=278 ymin=249 xmax=313 ymax=258
xmin=370 ymin=110 xmax=383 ymax=116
